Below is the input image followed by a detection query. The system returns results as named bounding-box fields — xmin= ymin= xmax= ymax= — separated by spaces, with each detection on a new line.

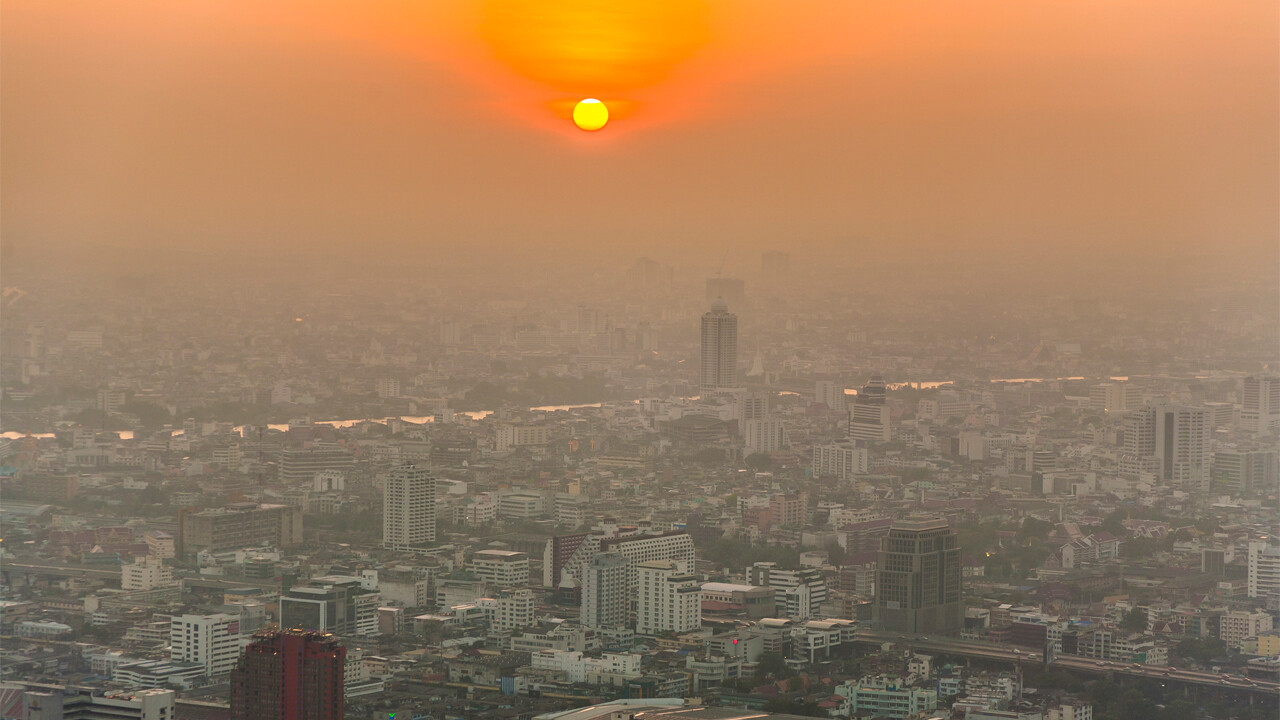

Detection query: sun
xmin=572 ymin=99 xmax=609 ymax=131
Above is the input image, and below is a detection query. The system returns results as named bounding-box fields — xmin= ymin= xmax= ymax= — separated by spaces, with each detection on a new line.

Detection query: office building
xmin=1248 ymin=540 xmax=1280 ymax=599
xmin=279 ymin=444 xmax=356 ymax=484
xmin=1241 ymin=375 xmax=1280 ymax=434
xmin=1120 ymin=405 xmax=1210 ymax=489
xmin=170 ymin=613 xmax=242 ymax=679
xmin=230 ymin=629 xmax=345 ymax=720
xmin=1088 ymin=382 xmax=1140 ymax=413
xmin=280 ymin=577 xmax=379 ymax=637
xmin=636 ymin=560 xmax=701 ymax=635
xmin=849 ymin=376 xmax=891 ymax=444
xmin=700 ymin=298 xmax=738 ymax=395
xmin=470 ymin=549 xmax=529 ymax=588
xmin=178 ymin=503 xmax=303 ymax=562
xmin=581 ymin=551 xmax=628 ymax=629
xmin=749 ymin=563 xmax=827 ymax=619
xmin=382 ymin=464 xmax=436 ymax=551
xmin=1212 ymin=448 xmax=1278 ymax=495
xmin=874 ymin=516 xmax=963 ymax=635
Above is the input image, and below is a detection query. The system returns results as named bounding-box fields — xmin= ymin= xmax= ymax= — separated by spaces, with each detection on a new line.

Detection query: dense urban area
xmin=1 ymin=252 xmax=1277 ymax=720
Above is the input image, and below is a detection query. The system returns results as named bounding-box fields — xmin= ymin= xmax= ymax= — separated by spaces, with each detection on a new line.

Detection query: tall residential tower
xmin=700 ymin=298 xmax=738 ymax=395
xmin=383 ymin=464 xmax=436 ymax=551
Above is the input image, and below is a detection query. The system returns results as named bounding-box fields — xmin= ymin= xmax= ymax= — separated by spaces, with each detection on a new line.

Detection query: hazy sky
xmin=3 ymin=1 xmax=1277 ymax=270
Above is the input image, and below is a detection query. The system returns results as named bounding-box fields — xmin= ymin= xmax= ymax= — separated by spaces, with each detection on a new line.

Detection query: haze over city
xmin=0 ymin=2 xmax=1277 ymax=720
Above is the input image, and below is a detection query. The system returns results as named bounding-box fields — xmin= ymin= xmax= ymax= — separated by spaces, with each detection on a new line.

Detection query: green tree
xmin=754 ymin=651 xmax=792 ymax=679
xmin=1119 ymin=607 xmax=1148 ymax=633
xmin=745 ymin=453 xmax=773 ymax=471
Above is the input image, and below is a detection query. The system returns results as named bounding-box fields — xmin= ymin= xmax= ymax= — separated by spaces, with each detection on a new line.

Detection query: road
xmin=3 ymin=561 xmax=123 ymax=580
xmin=853 ymin=630 xmax=1279 ymax=698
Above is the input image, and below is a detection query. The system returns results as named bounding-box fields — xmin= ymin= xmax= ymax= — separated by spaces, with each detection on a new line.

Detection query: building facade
xmin=874 ymin=516 xmax=963 ymax=635
xmin=230 ymin=629 xmax=346 ymax=720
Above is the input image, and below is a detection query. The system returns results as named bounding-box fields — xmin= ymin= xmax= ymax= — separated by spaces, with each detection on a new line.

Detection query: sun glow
xmin=478 ymin=0 xmax=710 ymax=128
xmin=572 ymin=99 xmax=609 ymax=131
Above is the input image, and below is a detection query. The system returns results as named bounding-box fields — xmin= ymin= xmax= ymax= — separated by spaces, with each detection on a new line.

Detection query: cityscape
xmin=2 ymin=2 xmax=1278 ymax=720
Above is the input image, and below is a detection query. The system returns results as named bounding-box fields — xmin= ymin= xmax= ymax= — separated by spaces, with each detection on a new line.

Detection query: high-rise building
xmin=815 ymin=380 xmax=846 ymax=413
xmin=170 ymin=613 xmax=242 ymax=680
xmin=849 ymin=376 xmax=891 ymax=444
xmin=700 ymin=298 xmax=738 ymax=395
xmin=874 ymin=516 xmax=963 ymax=635
xmin=636 ymin=560 xmax=701 ymax=635
xmin=812 ymin=442 xmax=869 ymax=479
xmin=743 ymin=417 xmax=787 ymax=455
xmin=383 ymin=464 xmax=436 ymax=551
xmin=749 ymin=562 xmax=827 ymax=619
xmin=581 ymin=551 xmax=628 ymax=629
xmin=1241 ymin=375 xmax=1280 ymax=434
xmin=1248 ymin=540 xmax=1280 ymax=599
xmin=1120 ymin=405 xmax=1210 ymax=489
xmin=230 ymin=628 xmax=345 ymax=720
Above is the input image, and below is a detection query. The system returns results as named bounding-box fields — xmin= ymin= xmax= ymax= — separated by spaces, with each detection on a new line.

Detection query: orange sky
xmin=2 ymin=1 xmax=1276 ymax=266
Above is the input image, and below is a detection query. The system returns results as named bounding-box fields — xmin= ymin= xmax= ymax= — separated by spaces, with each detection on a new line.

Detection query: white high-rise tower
xmin=383 ymin=464 xmax=436 ymax=551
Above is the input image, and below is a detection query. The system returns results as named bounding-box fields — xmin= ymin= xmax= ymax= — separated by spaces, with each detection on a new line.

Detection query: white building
xmin=383 ymin=464 xmax=436 ymax=551
xmin=15 ymin=687 xmax=175 ymax=720
xmin=498 ymin=492 xmax=546 ymax=519
xmin=1241 ymin=375 xmax=1280 ymax=434
xmin=470 ymin=550 xmax=529 ymax=588
xmin=1048 ymin=702 xmax=1093 ymax=720
xmin=815 ymin=380 xmax=846 ymax=412
xmin=497 ymin=424 xmax=550 ymax=451
xmin=636 ymin=560 xmax=700 ymax=636
xmin=122 ymin=555 xmax=175 ymax=592
xmin=1248 ymin=540 xmax=1280 ymax=599
xmin=144 ymin=531 xmax=175 ymax=560
xmin=1221 ymin=610 xmax=1274 ymax=650
xmin=744 ymin=418 xmax=787 ymax=455
xmin=812 ymin=442 xmax=868 ymax=479
xmin=479 ymin=588 xmax=536 ymax=631
xmin=581 ymin=551 xmax=628 ymax=629
xmin=1122 ymin=405 xmax=1210 ymax=490
xmin=169 ymin=613 xmax=241 ymax=679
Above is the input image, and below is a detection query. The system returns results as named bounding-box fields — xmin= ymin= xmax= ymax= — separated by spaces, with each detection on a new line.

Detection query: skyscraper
xmin=1241 ymin=375 xmax=1280 ymax=434
xmin=700 ymin=298 xmax=738 ymax=395
xmin=230 ymin=628 xmax=345 ymax=720
xmin=580 ymin=551 xmax=627 ymax=629
xmin=1121 ymin=405 xmax=1210 ymax=490
xmin=874 ymin=516 xmax=962 ymax=635
xmin=382 ymin=464 xmax=435 ymax=551
xmin=848 ymin=376 xmax=891 ymax=444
